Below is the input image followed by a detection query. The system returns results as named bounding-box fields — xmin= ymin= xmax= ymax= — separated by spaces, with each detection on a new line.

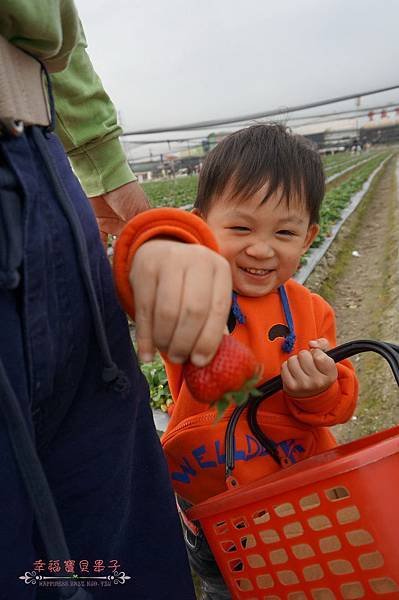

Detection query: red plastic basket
xmin=187 ymin=340 xmax=399 ymax=599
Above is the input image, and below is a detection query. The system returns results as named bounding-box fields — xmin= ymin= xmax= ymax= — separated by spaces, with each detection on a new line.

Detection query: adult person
xmin=0 ymin=1 xmax=232 ymax=598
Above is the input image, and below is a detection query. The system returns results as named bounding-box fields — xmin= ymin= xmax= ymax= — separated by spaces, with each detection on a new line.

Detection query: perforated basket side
xmin=199 ymin=452 xmax=399 ymax=599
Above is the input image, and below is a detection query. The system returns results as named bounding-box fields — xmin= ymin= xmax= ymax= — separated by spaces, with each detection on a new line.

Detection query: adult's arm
xmin=50 ymin=18 xmax=150 ymax=232
xmin=0 ymin=0 xmax=149 ymax=232
xmin=51 ymin=21 xmax=136 ymax=197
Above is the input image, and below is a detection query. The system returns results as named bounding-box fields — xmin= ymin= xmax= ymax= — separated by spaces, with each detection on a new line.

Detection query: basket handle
xmin=225 ymin=339 xmax=399 ymax=481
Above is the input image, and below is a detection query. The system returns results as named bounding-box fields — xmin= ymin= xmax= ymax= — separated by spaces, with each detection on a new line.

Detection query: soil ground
xmin=306 ymin=153 xmax=399 ymax=442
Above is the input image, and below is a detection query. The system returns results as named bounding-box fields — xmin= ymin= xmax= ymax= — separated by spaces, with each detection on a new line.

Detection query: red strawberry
xmin=183 ymin=336 xmax=262 ymax=418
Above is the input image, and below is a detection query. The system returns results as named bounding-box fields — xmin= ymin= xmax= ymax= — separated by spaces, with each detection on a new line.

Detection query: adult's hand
xmin=130 ymin=239 xmax=232 ymax=367
xmin=89 ymin=181 xmax=150 ymax=246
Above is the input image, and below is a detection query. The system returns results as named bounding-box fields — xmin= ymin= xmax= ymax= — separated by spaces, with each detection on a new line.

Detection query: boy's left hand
xmin=281 ymin=338 xmax=337 ymax=398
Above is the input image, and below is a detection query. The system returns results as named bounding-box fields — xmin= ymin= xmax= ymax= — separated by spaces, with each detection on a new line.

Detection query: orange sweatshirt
xmin=114 ymin=208 xmax=358 ymax=505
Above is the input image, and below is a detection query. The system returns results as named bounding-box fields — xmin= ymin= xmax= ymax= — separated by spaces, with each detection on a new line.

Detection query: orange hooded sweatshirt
xmin=114 ymin=208 xmax=358 ymax=505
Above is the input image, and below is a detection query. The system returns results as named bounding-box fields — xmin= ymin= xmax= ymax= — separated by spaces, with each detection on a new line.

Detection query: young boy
xmin=114 ymin=123 xmax=358 ymax=599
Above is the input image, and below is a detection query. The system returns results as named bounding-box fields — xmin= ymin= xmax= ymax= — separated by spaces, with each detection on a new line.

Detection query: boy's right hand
xmin=130 ymin=239 xmax=232 ymax=367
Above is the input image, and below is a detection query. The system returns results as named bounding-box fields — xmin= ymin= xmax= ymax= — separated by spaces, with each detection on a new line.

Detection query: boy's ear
xmin=302 ymin=223 xmax=319 ymax=254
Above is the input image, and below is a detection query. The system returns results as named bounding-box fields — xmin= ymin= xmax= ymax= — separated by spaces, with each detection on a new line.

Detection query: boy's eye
xmin=277 ymin=230 xmax=296 ymax=236
xmin=228 ymin=226 xmax=251 ymax=232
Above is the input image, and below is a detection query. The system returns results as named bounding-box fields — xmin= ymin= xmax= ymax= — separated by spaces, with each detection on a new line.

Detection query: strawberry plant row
xmin=313 ymin=152 xmax=388 ymax=247
xmin=322 ymin=152 xmax=352 ymax=167
xmin=324 ymin=151 xmax=378 ymax=177
xmin=323 ymin=153 xmax=356 ymax=170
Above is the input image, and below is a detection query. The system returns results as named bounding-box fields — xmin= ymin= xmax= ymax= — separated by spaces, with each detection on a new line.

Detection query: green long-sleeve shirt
xmin=0 ymin=0 xmax=135 ymax=195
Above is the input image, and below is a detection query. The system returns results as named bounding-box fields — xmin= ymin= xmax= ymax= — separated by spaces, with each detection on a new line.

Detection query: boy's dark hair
xmin=195 ymin=123 xmax=325 ymax=224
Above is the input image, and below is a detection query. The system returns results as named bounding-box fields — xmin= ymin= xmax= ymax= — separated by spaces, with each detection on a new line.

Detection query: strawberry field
xmin=141 ymin=150 xmax=380 ymax=208
xmin=142 ymin=175 xmax=198 ymax=208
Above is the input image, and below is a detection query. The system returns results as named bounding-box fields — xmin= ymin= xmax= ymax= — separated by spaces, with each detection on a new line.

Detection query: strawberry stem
xmin=213 ymin=368 xmax=263 ymax=420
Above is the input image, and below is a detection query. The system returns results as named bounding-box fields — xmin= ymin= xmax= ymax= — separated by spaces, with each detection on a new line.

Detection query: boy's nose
xmin=245 ymin=241 xmax=275 ymax=259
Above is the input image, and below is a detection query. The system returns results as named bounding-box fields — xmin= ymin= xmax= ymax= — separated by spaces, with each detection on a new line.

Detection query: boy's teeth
xmin=245 ymin=268 xmax=268 ymax=275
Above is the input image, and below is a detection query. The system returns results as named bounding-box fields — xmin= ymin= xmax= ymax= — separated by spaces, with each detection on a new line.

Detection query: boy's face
xmin=200 ymin=181 xmax=319 ymax=297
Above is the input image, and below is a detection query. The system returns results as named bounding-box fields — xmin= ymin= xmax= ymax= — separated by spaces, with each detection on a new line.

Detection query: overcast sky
xmin=76 ymin=0 xmax=399 ymax=157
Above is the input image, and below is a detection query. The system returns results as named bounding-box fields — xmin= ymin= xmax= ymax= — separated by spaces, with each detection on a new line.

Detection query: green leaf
xmin=139 ymin=352 xmax=173 ymax=410
xmin=215 ymin=398 xmax=230 ymax=422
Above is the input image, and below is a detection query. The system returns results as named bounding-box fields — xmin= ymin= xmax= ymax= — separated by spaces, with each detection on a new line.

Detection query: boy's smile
xmin=201 ymin=182 xmax=319 ymax=297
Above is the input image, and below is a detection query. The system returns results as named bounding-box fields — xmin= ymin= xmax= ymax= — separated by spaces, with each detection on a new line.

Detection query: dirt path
xmin=306 ymin=153 xmax=399 ymax=443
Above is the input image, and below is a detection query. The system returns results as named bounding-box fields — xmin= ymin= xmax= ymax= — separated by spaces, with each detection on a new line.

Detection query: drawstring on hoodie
xmin=278 ymin=285 xmax=296 ymax=353
xmin=231 ymin=291 xmax=246 ymax=324
xmin=230 ymin=285 xmax=296 ymax=353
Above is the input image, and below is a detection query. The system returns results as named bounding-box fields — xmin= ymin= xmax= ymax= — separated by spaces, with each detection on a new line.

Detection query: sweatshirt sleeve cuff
xmin=68 ymin=136 xmax=137 ymax=197
xmin=113 ymin=207 xmax=219 ymax=319
xmin=286 ymin=380 xmax=340 ymax=417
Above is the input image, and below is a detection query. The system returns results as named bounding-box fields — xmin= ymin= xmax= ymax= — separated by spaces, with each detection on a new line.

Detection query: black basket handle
xmin=225 ymin=339 xmax=399 ymax=480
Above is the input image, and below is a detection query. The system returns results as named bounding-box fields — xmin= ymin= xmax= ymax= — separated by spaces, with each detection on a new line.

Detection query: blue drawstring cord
xmin=278 ymin=285 xmax=296 ymax=353
xmin=231 ymin=287 xmax=296 ymax=353
xmin=231 ymin=291 xmax=246 ymax=324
